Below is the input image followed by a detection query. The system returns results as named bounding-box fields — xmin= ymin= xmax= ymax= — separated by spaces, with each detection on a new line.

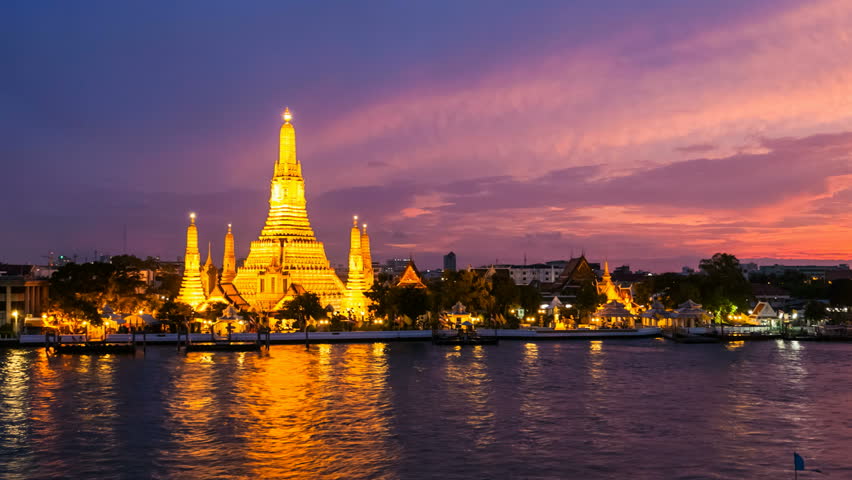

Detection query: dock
xmin=45 ymin=333 xmax=139 ymax=354
xmin=14 ymin=328 xmax=663 ymax=347
xmin=661 ymin=329 xmax=721 ymax=344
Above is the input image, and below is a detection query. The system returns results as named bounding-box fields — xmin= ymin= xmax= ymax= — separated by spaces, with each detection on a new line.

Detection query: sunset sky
xmin=3 ymin=0 xmax=852 ymax=271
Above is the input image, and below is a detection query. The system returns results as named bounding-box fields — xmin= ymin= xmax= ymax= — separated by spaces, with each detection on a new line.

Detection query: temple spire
xmin=232 ymin=111 xmax=349 ymax=311
xmin=204 ymin=241 xmax=213 ymax=267
xmin=278 ymin=107 xmax=297 ymax=168
xmin=221 ymin=223 xmax=236 ymax=283
xmin=176 ymin=213 xmax=206 ymax=308
xmin=344 ymin=215 xmax=368 ymax=312
xmin=361 ymin=222 xmax=373 ymax=289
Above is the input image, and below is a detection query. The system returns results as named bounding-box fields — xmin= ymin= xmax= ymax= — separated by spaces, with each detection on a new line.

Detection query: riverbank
xmin=8 ymin=327 xmax=663 ymax=347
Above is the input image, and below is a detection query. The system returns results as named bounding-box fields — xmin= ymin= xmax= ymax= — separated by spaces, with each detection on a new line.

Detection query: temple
xmin=597 ymin=260 xmax=637 ymax=313
xmin=201 ymin=242 xmax=218 ymax=297
xmin=361 ymin=223 xmax=374 ymax=291
xmin=174 ymin=109 xmax=375 ymax=314
xmin=221 ymin=224 xmax=236 ymax=284
xmin=343 ymin=216 xmax=370 ymax=313
xmin=176 ymin=213 xmax=207 ymax=308
xmin=232 ymin=108 xmax=347 ymax=310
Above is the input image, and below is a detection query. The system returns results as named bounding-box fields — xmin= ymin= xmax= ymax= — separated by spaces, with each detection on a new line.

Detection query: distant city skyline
xmin=3 ymin=0 xmax=852 ymax=271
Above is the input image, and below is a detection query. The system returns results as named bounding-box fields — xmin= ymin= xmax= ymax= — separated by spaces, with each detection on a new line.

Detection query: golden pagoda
xmin=233 ymin=108 xmax=347 ymax=310
xmin=176 ymin=213 xmax=207 ymax=308
xmin=221 ymin=223 xmax=236 ymax=284
xmin=344 ymin=216 xmax=369 ymax=312
xmin=201 ymin=241 xmax=219 ymax=297
xmin=361 ymin=223 xmax=374 ymax=290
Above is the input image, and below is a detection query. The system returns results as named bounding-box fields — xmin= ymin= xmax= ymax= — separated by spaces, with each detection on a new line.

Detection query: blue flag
xmin=794 ymin=452 xmax=823 ymax=474
xmin=794 ymin=452 xmax=805 ymax=471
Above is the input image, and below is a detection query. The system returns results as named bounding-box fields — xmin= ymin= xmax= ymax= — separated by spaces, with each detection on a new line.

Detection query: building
xmin=537 ymin=256 xmax=596 ymax=304
xmin=443 ymin=252 xmax=457 ymax=272
xmin=382 ymin=258 xmax=411 ymax=275
xmin=397 ymin=261 xmax=427 ymax=288
xmin=175 ymin=213 xmax=206 ymax=308
xmin=750 ymin=283 xmax=791 ymax=307
xmin=755 ymin=264 xmax=852 ymax=280
xmin=597 ymin=261 xmax=637 ymax=313
xmin=0 ymin=265 xmax=49 ymax=332
xmin=174 ymin=109 xmax=373 ymax=313
xmin=483 ymin=260 xmax=567 ymax=286
xmin=344 ymin=216 xmax=373 ymax=313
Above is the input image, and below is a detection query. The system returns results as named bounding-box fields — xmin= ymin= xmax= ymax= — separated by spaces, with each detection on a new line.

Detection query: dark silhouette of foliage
xmin=280 ymin=292 xmax=325 ymax=330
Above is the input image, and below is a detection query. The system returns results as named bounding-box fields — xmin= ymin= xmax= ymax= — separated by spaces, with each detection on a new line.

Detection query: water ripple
xmin=1 ymin=340 xmax=851 ymax=479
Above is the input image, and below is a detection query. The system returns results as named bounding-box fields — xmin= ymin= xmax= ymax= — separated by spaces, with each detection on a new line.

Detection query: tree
xmin=158 ymin=300 xmax=194 ymax=331
xmin=391 ymin=286 xmax=429 ymax=327
xmin=201 ymin=302 xmax=227 ymax=322
xmin=804 ymin=301 xmax=827 ymax=323
xmin=365 ymin=282 xmax=395 ymax=320
xmin=517 ymin=285 xmax=542 ymax=321
xmin=829 ymin=279 xmax=852 ymax=307
xmin=698 ymin=253 xmax=752 ymax=320
xmin=280 ymin=292 xmax=325 ymax=330
xmin=488 ymin=272 xmax=520 ymax=319
xmin=631 ymin=279 xmax=654 ymax=306
xmin=574 ymin=280 xmax=600 ymax=321
xmin=433 ymin=270 xmax=494 ymax=314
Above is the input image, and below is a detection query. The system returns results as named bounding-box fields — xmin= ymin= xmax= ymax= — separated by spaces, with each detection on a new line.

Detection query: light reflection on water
xmin=1 ymin=340 xmax=852 ymax=479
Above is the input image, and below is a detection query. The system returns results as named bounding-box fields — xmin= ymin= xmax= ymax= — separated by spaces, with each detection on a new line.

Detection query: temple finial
xmin=353 ymin=215 xmax=358 ymax=227
xmin=189 ymin=212 xmax=196 ymax=224
xmin=227 ymin=223 xmax=232 ymax=234
xmin=282 ymin=107 xmax=292 ymax=123
xmin=362 ymin=223 xmax=367 ymax=234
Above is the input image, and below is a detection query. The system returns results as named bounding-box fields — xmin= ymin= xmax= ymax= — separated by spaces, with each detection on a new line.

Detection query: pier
xmin=10 ymin=328 xmax=663 ymax=348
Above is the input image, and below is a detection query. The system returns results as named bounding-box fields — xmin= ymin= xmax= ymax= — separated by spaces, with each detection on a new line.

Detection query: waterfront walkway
xmin=13 ymin=327 xmax=662 ymax=346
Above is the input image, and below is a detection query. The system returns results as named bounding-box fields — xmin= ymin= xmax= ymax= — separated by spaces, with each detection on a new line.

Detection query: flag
xmin=794 ymin=452 xmax=823 ymax=474
xmin=794 ymin=453 xmax=805 ymax=471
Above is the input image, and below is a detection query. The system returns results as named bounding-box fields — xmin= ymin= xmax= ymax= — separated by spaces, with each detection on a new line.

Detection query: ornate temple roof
xmin=674 ymin=299 xmax=709 ymax=319
xmin=397 ymin=260 xmax=426 ymax=288
xmin=596 ymin=301 xmax=635 ymax=318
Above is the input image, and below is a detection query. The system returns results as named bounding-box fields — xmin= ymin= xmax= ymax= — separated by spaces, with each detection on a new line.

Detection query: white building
xmin=492 ymin=261 xmax=567 ymax=286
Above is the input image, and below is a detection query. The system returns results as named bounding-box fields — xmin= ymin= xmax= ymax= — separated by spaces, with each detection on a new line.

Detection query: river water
xmin=1 ymin=339 xmax=850 ymax=479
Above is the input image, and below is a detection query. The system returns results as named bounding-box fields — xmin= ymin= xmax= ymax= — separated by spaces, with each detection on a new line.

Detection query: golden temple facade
xmin=232 ymin=109 xmax=347 ymax=310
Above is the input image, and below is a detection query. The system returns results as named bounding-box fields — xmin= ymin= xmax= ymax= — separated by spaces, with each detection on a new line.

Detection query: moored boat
xmin=433 ymin=329 xmax=498 ymax=346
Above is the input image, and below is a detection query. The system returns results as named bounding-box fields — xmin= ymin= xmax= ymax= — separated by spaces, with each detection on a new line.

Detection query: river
xmin=1 ymin=339 xmax=850 ymax=479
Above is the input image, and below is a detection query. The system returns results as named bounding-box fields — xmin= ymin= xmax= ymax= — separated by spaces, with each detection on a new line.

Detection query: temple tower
xmin=361 ymin=223 xmax=374 ymax=290
xmin=344 ymin=216 xmax=368 ymax=312
xmin=233 ymin=108 xmax=346 ymax=309
xmin=201 ymin=242 xmax=218 ymax=297
xmin=221 ymin=223 xmax=236 ymax=283
xmin=176 ymin=213 xmax=207 ymax=308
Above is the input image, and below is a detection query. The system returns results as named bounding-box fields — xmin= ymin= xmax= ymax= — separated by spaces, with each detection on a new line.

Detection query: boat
xmin=432 ymin=329 xmax=498 ymax=346
xmin=184 ymin=341 xmax=262 ymax=352
xmin=52 ymin=341 xmax=137 ymax=354
xmin=662 ymin=329 xmax=721 ymax=344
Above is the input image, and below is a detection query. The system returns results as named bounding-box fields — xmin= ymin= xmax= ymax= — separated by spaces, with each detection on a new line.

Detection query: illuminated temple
xmin=597 ymin=261 xmax=637 ymax=313
xmin=176 ymin=214 xmax=207 ymax=308
xmin=175 ymin=108 xmax=373 ymax=313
